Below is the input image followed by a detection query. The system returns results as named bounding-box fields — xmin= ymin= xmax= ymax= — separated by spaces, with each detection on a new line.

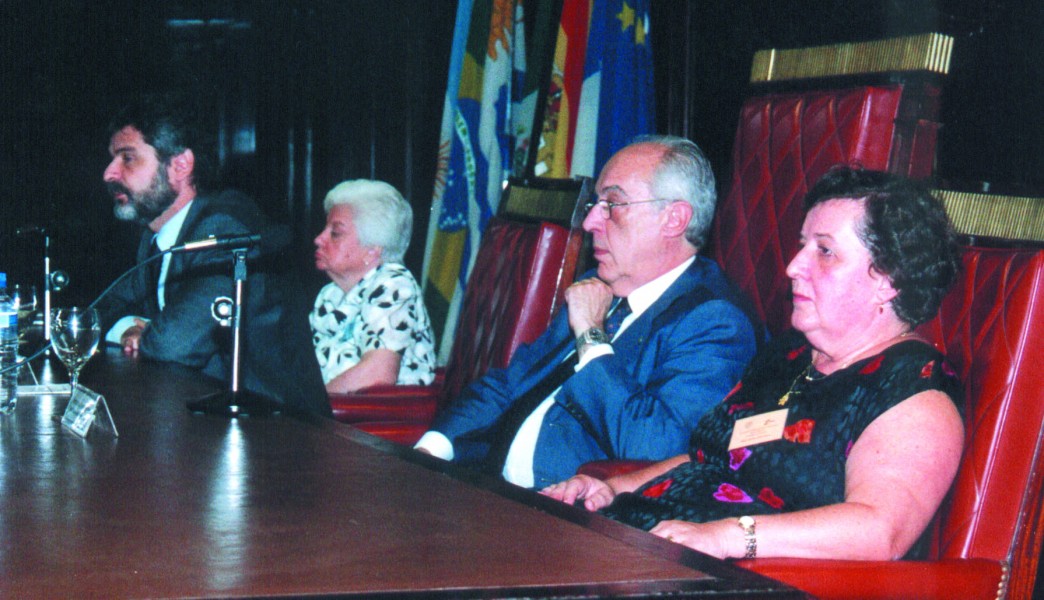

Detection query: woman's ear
xmin=368 ymin=245 xmax=383 ymax=264
xmin=871 ymin=268 xmax=900 ymax=305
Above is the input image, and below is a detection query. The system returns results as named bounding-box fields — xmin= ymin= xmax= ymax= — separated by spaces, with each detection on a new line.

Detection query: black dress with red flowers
xmin=600 ymin=329 xmax=962 ymax=557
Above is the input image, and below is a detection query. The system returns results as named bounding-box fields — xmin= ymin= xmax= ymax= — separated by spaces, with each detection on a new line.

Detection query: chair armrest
xmin=576 ymin=459 xmax=654 ymax=480
xmin=736 ymin=557 xmax=1006 ymax=600
xmin=329 ymin=384 xmax=438 ymax=424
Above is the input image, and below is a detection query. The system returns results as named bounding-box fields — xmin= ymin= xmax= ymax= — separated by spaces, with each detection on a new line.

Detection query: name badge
xmin=728 ymin=408 xmax=788 ymax=450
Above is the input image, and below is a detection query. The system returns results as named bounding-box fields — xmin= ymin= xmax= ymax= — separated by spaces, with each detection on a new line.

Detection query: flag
xmin=535 ymin=0 xmax=655 ymax=179
xmin=532 ymin=0 xmax=590 ymax=178
xmin=423 ymin=0 xmax=519 ymax=362
xmin=510 ymin=0 xmax=557 ymax=175
xmin=572 ymin=0 xmax=654 ymax=178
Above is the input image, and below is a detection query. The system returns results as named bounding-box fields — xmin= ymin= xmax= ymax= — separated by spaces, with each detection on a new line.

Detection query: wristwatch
xmin=575 ymin=327 xmax=610 ymax=354
xmin=737 ymin=515 xmax=757 ymax=559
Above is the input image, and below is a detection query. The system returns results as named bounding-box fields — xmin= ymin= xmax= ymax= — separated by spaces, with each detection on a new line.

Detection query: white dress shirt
xmin=105 ymin=202 xmax=193 ymax=343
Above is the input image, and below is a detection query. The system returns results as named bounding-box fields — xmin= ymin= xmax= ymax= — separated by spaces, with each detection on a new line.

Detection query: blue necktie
xmin=604 ymin=298 xmax=632 ymax=338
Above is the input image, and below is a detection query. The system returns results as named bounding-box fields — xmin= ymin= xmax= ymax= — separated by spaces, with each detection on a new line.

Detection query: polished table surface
xmin=0 ymin=349 xmax=803 ymax=599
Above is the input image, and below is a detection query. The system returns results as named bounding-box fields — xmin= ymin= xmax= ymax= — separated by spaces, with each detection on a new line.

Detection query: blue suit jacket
xmin=431 ymin=256 xmax=760 ymax=488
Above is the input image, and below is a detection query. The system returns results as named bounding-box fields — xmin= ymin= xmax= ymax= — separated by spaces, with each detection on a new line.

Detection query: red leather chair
xmin=331 ymin=177 xmax=590 ymax=444
xmin=710 ymin=33 xmax=951 ymax=335
xmin=583 ymin=34 xmax=1044 ymax=598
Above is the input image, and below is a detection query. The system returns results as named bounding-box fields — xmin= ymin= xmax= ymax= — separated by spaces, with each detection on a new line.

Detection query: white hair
xmin=323 ymin=179 xmax=413 ymax=264
xmin=631 ymin=135 xmax=717 ymax=250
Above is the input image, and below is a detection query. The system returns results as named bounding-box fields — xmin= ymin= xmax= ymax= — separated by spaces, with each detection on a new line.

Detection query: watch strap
xmin=738 ymin=515 xmax=757 ymax=559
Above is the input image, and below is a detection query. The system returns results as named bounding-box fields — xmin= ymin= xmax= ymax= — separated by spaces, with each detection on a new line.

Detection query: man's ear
xmin=167 ymin=149 xmax=196 ymax=185
xmin=661 ymin=201 xmax=693 ymax=239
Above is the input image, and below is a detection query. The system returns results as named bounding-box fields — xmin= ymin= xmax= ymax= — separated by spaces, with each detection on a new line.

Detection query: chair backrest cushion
xmin=438 ymin=217 xmax=574 ymax=407
xmin=711 ymin=83 xmax=940 ymax=335
xmin=918 ymin=246 xmax=1044 ymax=567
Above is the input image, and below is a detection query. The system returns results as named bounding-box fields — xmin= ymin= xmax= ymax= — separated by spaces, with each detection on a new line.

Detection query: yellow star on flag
xmin=616 ymin=2 xmax=647 ymax=45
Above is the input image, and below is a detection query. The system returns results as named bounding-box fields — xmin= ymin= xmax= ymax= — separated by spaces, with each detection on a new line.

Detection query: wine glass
xmin=50 ymin=307 xmax=101 ymax=390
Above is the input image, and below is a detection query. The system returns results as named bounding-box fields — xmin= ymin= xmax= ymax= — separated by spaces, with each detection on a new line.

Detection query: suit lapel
xmin=611 ymin=258 xmax=703 ymax=350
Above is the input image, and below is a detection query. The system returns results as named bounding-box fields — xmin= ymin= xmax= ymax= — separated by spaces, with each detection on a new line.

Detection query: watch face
xmin=580 ymin=328 xmax=609 ymax=345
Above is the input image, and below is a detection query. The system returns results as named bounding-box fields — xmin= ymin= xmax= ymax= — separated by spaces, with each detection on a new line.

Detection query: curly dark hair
xmin=107 ymin=94 xmax=218 ymax=193
xmin=803 ymin=166 xmax=961 ymax=326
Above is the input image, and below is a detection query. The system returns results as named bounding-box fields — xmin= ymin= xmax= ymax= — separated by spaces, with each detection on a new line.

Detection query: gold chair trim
xmin=500 ymin=180 xmax=584 ymax=224
xmin=936 ymin=189 xmax=1044 ymax=243
xmin=751 ymin=33 xmax=953 ymax=83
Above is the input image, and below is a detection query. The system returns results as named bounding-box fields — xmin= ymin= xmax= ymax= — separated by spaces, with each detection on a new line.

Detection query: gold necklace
xmin=778 ymin=363 xmax=813 ymax=407
xmin=779 ymin=331 xmax=914 ymax=407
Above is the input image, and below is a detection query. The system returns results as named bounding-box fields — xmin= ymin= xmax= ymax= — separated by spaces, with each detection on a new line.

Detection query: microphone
xmin=170 ymin=233 xmax=261 ymax=253
xmin=49 ymin=270 xmax=70 ymax=292
xmin=168 ymin=227 xmax=292 ymax=255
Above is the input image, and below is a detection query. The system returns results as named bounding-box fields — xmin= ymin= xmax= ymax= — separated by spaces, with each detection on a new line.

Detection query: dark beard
xmin=109 ymin=167 xmax=178 ymax=225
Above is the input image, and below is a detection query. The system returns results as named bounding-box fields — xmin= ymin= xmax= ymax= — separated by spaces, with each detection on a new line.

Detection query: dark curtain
xmin=650 ymin=0 xmax=1043 ymax=196
xmin=0 ymin=0 xmax=456 ymax=305
xmin=0 ymin=0 xmax=1039 ymax=306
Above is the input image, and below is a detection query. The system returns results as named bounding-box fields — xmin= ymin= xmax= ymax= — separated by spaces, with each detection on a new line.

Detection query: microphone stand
xmin=43 ymin=232 xmax=53 ymax=352
xmin=186 ymin=246 xmax=280 ymax=417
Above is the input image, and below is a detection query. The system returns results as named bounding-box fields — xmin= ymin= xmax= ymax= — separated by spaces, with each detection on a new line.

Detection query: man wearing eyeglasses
xmin=416 ymin=135 xmax=760 ymax=489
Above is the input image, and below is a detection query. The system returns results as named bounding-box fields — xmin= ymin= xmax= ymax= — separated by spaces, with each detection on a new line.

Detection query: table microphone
xmin=170 ymin=233 xmax=261 ymax=253
xmin=168 ymin=228 xmax=291 ymax=255
xmin=87 ymin=227 xmax=290 ymax=313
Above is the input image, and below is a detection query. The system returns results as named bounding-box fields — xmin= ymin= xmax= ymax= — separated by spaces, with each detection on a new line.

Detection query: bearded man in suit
xmin=96 ymin=98 xmax=328 ymax=417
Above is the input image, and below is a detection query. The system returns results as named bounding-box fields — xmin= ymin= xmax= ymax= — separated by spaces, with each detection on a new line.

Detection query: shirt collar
xmin=154 ymin=200 xmax=194 ymax=251
xmin=624 ymin=255 xmax=695 ymax=318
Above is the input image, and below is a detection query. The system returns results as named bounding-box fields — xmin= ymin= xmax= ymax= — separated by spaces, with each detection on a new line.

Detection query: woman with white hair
xmin=310 ymin=179 xmax=436 ymax=393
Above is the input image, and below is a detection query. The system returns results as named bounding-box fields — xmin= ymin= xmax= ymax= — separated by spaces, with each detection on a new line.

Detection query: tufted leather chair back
xmin=917 ymin=245 xmax=1044 ymax=597
xmin=710 ymin=83 xmax=942 ymax=336
xmin=437 ymin=218 xmax=575 ymax=407
xmin=436 ymin=177 xmax=588 ymax=410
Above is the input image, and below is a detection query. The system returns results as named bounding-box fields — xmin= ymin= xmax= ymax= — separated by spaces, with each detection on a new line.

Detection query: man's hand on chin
xmin=564 ymin=278 xmax=614 ymax=334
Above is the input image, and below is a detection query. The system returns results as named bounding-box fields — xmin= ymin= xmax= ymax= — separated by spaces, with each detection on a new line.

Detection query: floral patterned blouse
xmin=601 ymin=329 xmax=962 ymax=558
xmin=310 ymin=263 xmax=437 ymax=386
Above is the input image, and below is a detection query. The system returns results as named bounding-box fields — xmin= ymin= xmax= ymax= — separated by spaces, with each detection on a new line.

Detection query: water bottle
xmin=0 ymin=272 xmax=19 ymax=413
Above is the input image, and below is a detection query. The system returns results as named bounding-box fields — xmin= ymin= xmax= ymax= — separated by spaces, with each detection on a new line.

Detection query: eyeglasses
xmin=582 ymin=198 xmax=668 ymax=220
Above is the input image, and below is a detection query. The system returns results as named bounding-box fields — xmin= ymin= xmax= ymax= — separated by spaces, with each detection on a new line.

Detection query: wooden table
xmin=0 ymin=349 xmax=804 ymax=599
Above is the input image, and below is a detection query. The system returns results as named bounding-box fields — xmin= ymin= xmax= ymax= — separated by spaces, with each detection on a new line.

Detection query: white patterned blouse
xmin=310 ymin=263 xmax=437 ymax=385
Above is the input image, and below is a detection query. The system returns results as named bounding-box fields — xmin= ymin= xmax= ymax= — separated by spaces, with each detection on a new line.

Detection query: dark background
xmin=1 ymin=0 xmax=1041 ymax=304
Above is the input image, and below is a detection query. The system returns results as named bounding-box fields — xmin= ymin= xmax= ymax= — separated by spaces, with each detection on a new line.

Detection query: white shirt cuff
xmin=414 ymin=430 xmax=454 ymax=460
xmin=576 ymin=343 xmax=613 ymax=368
xmin=105 ymin=315 xmax=148 ymax=345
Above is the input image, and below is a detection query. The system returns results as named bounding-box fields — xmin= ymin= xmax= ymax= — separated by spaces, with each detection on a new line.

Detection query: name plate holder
xmin=62 ymin=384 xmax=118 ymax=438
xmin=38 ymin=383 xmax=119 ymax=438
